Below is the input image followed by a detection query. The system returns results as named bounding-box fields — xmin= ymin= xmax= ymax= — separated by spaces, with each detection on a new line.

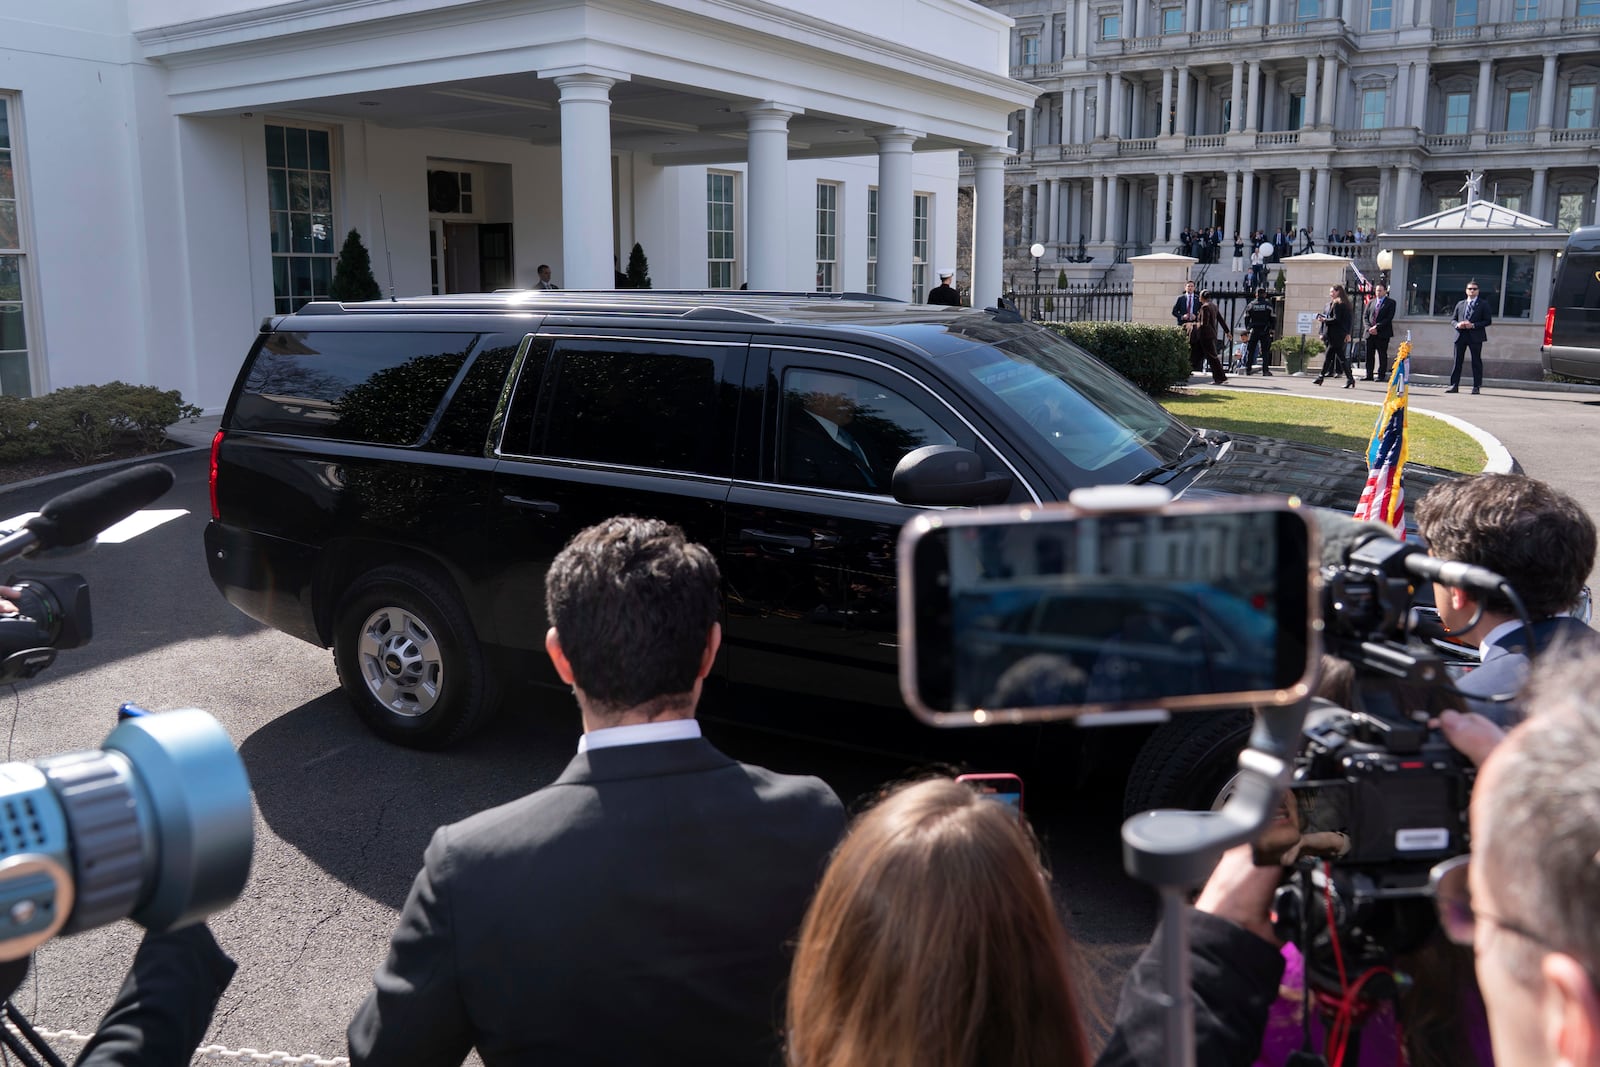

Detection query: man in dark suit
xmin=1363 ymin=282 xmax=1395 ymax=381
xmin=1172 ymin=279 xmax=1200 ymax=328
xmin=783 ymin=377 xmax=884 ymax=492
xmin=1446 ymin=279 xmax=1492 ymax=393
xmin=348 ymin=517 xmax=846 ymax=1067
xmin=1415 ymin=473 xmax=1599 ymax=725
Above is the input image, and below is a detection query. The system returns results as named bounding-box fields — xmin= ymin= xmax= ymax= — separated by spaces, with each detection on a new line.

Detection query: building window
xmin=1163 ymin=7 xmax=1183 ymax=32
xmin=1437 ymin=196 xmax=1463 ymax=212
xmin=1559 ymin=191 xmax=1588 ymax=229
xmin=1221 ymin=100 xmax=1233 ymax=129
xmin=1022 ymin=34 xmax=1039 ymax=64
xmin=1369 ymin=0 xmax=1393 ymax=29
xmin=1450 ymin=0 xmax=1477 ymax=25
xmin=1288 ymin=94 xmax=1305 ymax=129
xmin=1285 ymin=196 xmax=1300 ymax=233
xmin=1503 ymin=194 xmax=1523 ymax=213
xmin=1512 ymin=0 xmax=1537 ymax=18
xmin=1228 ymin=1 xmax=1250 ymax=26
xmin=1568 ymin=84 xmax=1595 ymax=127
xmin=1583 ymin=0 xmax=1600 ymax=15
xmin=1362 ymin=88 xmax=1387 ymax=129
xmin=1356 ymin=194 xmax=1378 ymax=233
xmin=1296 ymin=0 xmax=1321 ymax=19
xmin=707 ymin=171 xmax=736 ymax=289
xmin=1101 ymin=13 xmax=1121 ymax=38
xmin=1507 ymin=88 xmax=1532 ymax=131
xmin=815 ymin=182 xmax=839 ymax=293
xmin=867 ymin=188 xmax=879 ymax=295
xmin=0 ymin=95 xmax=31 ymax=396
xmin=1403 ymin=253 xmax=1534 ymax=319
xmin=912 ymin=194 xmax=930 ymax=302
xmin=266 ymin=123 xmax=336 ymax=314
xmin=1444 ymin=92 xmax=1471 ymax=135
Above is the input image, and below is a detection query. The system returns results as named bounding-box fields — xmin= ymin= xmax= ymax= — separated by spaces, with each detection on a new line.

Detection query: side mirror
xmin=891 ymin=445 xmax=1013 ymax=507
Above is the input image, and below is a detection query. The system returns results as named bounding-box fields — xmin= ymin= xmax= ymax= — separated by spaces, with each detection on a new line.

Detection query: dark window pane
xmin=311 ymin=172 xmax=330 ymax=214
xmin=289 ymin=171 xmax=311 ymax=212
xmin=1405 ymin=255 xmax=1435 ymax=315
xmin=269 ymin=169 xmax=287 ymax=212
xmin=275 ymin=297 xmax=293 ymax=315
xmin=0 ymin=203 xmax=16 ymax=250
xmin=265 ymin=125 xmax=285 ymax=168
xmin=291 ymin=213 xmax=311 ymax=253
xmin=1433 ymin=254 xmax=1502 ymax=315
xmin=0 ymin=155 xmax=13 ymax=201
xmin=236 ymin=332 xmax=474 ymax=444
xmin=779 ymin=368 xmax=957 ymax=492
xmin=308 ymin=129 xmax=330 ymax=172
xmin=459 ymin=172 xmax=472 ymax=192
xmin=290 ymin=256 xmax=311 ymax=297
xmin=0 ymin=304 xmax=24 ymax=350
xmin=0 ymin=106 xmax=8 ymax=150
xmin=539 ymin=345 xmax=726 ymax=474
xmin=287 ymin=127 xmax=309 ymax=170
xmin=270 ymin=212 xmax=290 ymax=254
xmin=272 ymin=256 xmax=288 ymax=300
xmin=0 ymin=255 xmax=19 ymax=300
xmin=311 ymin=256 xmax=331 ymax=297
xmin=1504 ymin=254 xmax=1535 ymax=319
xmin=0 ymin=351 xmax=30 ymax=397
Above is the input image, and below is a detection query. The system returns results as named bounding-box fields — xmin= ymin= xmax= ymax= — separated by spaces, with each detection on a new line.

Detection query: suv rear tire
xmin=1122 ymin=710 xmax=1253 ymax=817
xmin=333 ymin=565 xmax=497 ymax=749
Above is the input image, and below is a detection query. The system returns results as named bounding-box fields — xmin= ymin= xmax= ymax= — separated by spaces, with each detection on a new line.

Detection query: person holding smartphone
xmin=1313 ymin=284 xmax=1354 ymax=388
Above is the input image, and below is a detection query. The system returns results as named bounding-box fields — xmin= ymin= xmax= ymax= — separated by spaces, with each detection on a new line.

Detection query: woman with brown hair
xmin=1313 ymin=285 xmax=1355 ymax=388
xmin=1189 ymin=289 xmax=1231 ymax=385
xmin=786 ymin=777 xmax=1093 ymax=1067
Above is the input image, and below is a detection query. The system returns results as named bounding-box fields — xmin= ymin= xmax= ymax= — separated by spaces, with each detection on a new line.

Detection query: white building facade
xmin=1 ymin=1 xmax=1036 ymax=410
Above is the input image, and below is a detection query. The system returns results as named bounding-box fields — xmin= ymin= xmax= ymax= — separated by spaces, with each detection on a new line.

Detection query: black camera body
xmin=0 ymin=572 xmax=91 ymax=683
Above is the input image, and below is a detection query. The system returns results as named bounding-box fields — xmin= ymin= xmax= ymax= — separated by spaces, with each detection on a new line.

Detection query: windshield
xmin=945 ymin=326 xmax=1193 ymax=484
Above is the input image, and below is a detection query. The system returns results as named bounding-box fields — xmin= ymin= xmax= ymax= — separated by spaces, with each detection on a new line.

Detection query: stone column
xmin=1110 ymin=75 xmax=1126 ymax=138
xmin=1378 ymin=167 xmax=1395 ymax=230
xmin=1313 ymin=167 xmax=1331 ymax=237
xmin=1172 ymin=174 xmax=1188 ymax=235
xmin=1531 ymin=167 xmax=1548 ymax=219
xmin=1024 ymin=105 xmax=1036 ymax=152
xmin=1175 ymin=66 xmax=1192 ymax=136
xmin=874 ymin=128 xmax=919 ymax=303
xmin=1297 ymin=168 xmax=1313 ymax=231
xmin=1410 ymin=61 xmax=1429 ymax=130
xmin=1092 ymin=175 xmax=1108 ymax=242
xmin=1156 ymin=172 xmax=1171 ymax=242
xmin=1035 ymin=179 xmax=1049 ymax=243
xmin=1123 ymin=0 xmax=1137 ymax=38
xmin=1538 ymin=54 xmax=1558 ymax=130
xmin=1187 ymin=0 xmax=1201 ymax=29
xmin=743 ymin=102 xmax=802 ymax=290
xmin=1264 ymin=68 xmax=1279 ymax=131
xmin=1304 ymin=58 xmax=1320 ymax=128
xmin=1160 ymin=68 xmax=1174 ymax=136
xmin=1021 ymin=185 xmax=1034 ymax=242
xmin=1098 ymin=75 xmax=1113 ymax=137
xmin=1246 ymin=60 xmax=1263 ymax=131
xmin=1475 ymin=58 xmax=1493 ymax=131
xmin=1224 ymin=170 xmax=1239 ymax=241
xmin=1230 ymin=62 xmax=1246 ymax=133
xmin=1320 ymin=55 xmax=1339 ymax=128
xmin=553 ymin=70 xmax=622 ymax=289
xmin=971 ymin=148 xmax=1007 ymax=309
xmin=1241 ymin=170 xmax=1256 ymax=237
xmin=1050 ymin=178 xmax=1063 ymax=244
xmin=1106 ymin=177 xmax=1123 ymax=248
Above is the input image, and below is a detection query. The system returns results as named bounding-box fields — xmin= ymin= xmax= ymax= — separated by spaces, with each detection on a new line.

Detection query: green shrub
xmin=1042 ymin=321 xmax=1191 ymax=395
xmin=1271 ymin=335 xmax=1324 ymax=375
xmin=0 ymin=382 xmax=201 ymax=465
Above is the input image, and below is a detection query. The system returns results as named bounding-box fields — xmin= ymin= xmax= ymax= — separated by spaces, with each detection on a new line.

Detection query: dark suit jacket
xmin=71 ymin=925 xmax=237 ymax=1067
xmin=927 ymin=283 xmax=962 ymax=306
xmin=348 ymin=738 xmax=845 ymax=1067
xmin=783 ymin=408 xmax=879 ymax=491
xmin=1451 ymin=297 xmax=1492 ymax=344
xmin=1172 ymin=292 xmax=1200 ymax=325
xmin=1454 ymin=616 xmax=1600 ymax=724
xmin=1367 ymin=296 xmax=1394 ymax=340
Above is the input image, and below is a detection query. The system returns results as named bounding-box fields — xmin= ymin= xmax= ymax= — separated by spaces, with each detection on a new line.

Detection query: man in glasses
xmin=1447 ymin=279 xmax=1493 ymax=394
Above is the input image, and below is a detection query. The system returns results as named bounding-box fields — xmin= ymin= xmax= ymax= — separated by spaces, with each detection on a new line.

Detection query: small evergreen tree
xmin=329 ymin=229 xmax=383 ymax=302
xmin=626 ymin=242 xmax=653 ymax=289
xmin=1056 ymin=268 xmax=1068 ymax=289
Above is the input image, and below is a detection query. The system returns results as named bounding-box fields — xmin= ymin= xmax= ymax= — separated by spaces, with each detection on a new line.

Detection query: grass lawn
xmin=1159 ymin=390 xmax=1487 ymax=473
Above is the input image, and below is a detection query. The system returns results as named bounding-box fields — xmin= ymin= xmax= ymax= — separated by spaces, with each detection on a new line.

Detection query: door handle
xmin=740 ymin=528 xmax=813 ymax=550
xmin=504 ymin=495 xmax=561 ymax=515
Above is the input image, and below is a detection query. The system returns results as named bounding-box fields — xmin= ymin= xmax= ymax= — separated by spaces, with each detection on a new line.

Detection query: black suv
xmin=205 ymin=292 xmax=1453 ymax=802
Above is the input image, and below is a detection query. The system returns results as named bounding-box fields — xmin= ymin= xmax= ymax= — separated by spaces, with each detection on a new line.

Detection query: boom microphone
xmin=22 ymin=464 xmax=175 ymax=551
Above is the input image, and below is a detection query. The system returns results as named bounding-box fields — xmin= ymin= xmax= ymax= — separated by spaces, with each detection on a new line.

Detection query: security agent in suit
xmin=348 ymin=517 xmax=846 ymax=1067
xmin=1364 ymin=282 xmax=1396 ymax=381
xmin=1446 ymin=279 xmax=1492 ymax=393
xmin=1172 ymin=279 xmax=1200 ymax=329
xmin=1414 ymin=473 xmax=1600 ymax=725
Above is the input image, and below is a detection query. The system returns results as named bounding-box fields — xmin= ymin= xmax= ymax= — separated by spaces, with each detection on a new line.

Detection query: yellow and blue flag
xmin=1353 ymin=341 xmax=1410 ymax=537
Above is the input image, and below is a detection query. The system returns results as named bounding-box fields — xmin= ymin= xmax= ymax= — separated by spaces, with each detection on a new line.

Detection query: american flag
xmin=1353 ymin=341 xmax=1411 ymax=536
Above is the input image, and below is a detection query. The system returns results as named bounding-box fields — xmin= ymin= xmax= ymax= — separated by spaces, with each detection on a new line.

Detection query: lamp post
xmin=1030 ymin=242 xmax=1045 ymax=318
xmin=1376 ymin=248 xmax=1393 ymax=287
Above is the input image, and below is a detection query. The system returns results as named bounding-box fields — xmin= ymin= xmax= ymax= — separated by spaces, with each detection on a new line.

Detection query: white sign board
xmin=1297 ymin=312 xmax=1319 ymax=336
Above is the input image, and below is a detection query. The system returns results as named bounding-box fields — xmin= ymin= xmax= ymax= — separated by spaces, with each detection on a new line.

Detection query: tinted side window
xmin=536 ymin=340 xmax=731 ymax=475
xmin=235 ymin=332 xmax=475 ymax=444
xmin=779 ymin=367 xmax=959 ymax=493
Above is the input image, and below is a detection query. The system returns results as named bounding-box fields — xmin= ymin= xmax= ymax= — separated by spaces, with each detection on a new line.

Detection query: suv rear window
xmin=234 ymin=332 xmax=476 ymax=444
xmin=1552 ymin=253 xmax=1600 ymax=309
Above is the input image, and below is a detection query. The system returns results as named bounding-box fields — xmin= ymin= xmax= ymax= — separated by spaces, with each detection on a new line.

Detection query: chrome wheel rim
xmin=355 ymin=606 xmax=443 ymax=717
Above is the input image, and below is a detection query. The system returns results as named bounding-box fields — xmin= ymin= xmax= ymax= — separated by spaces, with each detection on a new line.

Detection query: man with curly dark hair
xmin=1414 ymin=473 xmax=1599 ymax=724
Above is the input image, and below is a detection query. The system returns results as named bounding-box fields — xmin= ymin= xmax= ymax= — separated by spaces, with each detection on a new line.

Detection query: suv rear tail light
xmin=209 ymin=430 xmax=224 ymax=520
xmin=1545 ymin=306 xmax=1556 ymax=347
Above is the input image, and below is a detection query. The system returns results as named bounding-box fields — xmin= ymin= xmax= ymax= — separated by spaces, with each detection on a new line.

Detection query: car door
xmin=487 ymin=330 xmax=746 ymax=688
xmin=721 ymin=340 xmax=1030 ymax=730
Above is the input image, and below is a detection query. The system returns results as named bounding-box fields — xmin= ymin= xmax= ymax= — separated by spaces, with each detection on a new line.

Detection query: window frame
xmin=1512 ymin=0 xmax=1538 ymax=20
xmin=1450 ymin=0 xmax=1477 ymax=26
xmin=816 ymin=181 xmax=840 ymax=294
xmin=1361 ymin=88 xmax=1387 ymax=129
xmin=867 ymin=187 xmax=879 ymax=295
xmin=707 ymin=170 xmax=738 ymax=290
xmin=1021 ymin=34 xmax=1040 ymax=64
xmin=1444 ymin=92 xmax=1472 ymax=135
xmin=1227 ymin=1 xmax=1250 ymax=27
xmin=1568 ymin=84 xmax=1596 ymax=128
xmin=1369 ymin=0 xmax=1393 ymax=29
xmin=0 ymin=91 xmax=38 ymax=397
xmin=913 ymin=193 xmax=931 ymax=303
xmin=1506 ymin=88 xmax=1532 ymax=131
xmin=266 ymin=121 xmax=338 ymax=315
xmin=1101 ymin=13 xmax=1121 ymax=39
xmin=1162 ymin=7 xmax=1184 ymax=33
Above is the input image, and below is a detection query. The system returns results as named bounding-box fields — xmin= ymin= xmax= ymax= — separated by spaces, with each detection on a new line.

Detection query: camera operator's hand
xmin=1435 ymin=709 xmax=1506 ymax=767
xmin=0 ymin=585 xmax=19 ymax=614
xmin=1196 ymin=844 xmax=1284 ymax=946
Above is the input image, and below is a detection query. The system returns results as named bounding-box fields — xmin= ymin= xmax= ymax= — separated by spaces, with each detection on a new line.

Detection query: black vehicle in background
xmin=1542 ymin=225 xmax=1600 ymax=384
xmin=204 ymin=290 xmax=1456 ymax=810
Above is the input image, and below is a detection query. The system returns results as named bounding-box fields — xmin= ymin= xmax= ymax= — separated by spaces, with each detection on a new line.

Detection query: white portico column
xmin=971 ymin=149 xmax=1007 ymax=309
xmin=1160 ymin=68 xmax=1174 ymax=136
xmin=551 ymin=70 xmax=624 ymax=289
xmin=1241 ymin=171 xmax=1256 ymax=236
xmin=1156 ymin=172 xmax=1171 ymax=242
xmin=1304 ymin=58 xmax=1320 ymax=128
xmin=744 ymin=103 xmax=802 ymax=291
xmin=874 ymin=129 xmax=919 ymax=302
xmin=1224 ymin=170 xmax=1239 ymax=241
xmin=1230 ymin=62 xmax=1246 ymax=133
xmin=1245 ymin=60 xmax=1262 ymax=131
xmin=1320 ymin=55 xmax=1339 ymax=128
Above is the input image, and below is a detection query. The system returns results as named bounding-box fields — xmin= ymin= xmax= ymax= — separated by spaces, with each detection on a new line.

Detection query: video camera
xmin=0 ymin=464 xmax=253 ymax=980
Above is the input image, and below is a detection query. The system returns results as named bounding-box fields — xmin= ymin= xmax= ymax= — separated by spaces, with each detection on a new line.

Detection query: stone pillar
xmin=1282 ymin=252 xmax=1355 ymax=351
xmin=1321 ymin=55 xmax=1339 ymax=128
xmin=1160 ymin=68 xmax=1174 ymax=136
xmin=743 ymin=102 xmax=801 ymax=290
xmin=1246 ymin=61 xmax=1263 ymax=131
xmin=1021 ymin=185 xmax=1034 ymax=242
xmin=1378 ymin=167 xmax=1394 ymax=230
xmin=874 ymin=128 xmax=918 ymax=303
xmin=1264 ymin=68 xmax=1279 ymax=131
xmin=1123 ymin=0 xmax=1137 ymax=38
xmin=1531 ymin=167 xmax=1548 ymax=219
xmin=1172 ymin=174 xmax=1188 ymax=234
xmin=1130 ymin=252 xmax=1198 ymax=325
xmin=1156 ymin=172 xmax=1171 ymax=242
xmin=1050 ymin=178 xmax=1064 ymax=244
xmin=1187 ymin=0 xmax=1201 ymax=29
xmin=971 ymin=148 xmax=1006 ymax=309
xmin=1297 ymin=168 xmax=1313 ymax=231
xmin=1241 ymin=171 xmax=1256 ymax=237
xmin=1092 ymin=175 xmax=1108 ymax=242
xmin=1313 ymin=167 xmax=1331 ymax=238
xmin=1230 ymin=62 xmax=1246 ymax=133
xmin=1538 ymin=54 xmax=1558 ymax=130
xmin=1224 ymin=170 xmax=1239 ymax=241
xmin=1175 ymin=66 xmax=1192 ymax=136
xmin=1024 ymin=104 xmax=1036 ymax=152
xmin=1475 ymin=58 xmax=1493 ymax=131
xmin=1110 ymin=75 xmax=1126 ymax=138
xmin=1410 ymin=61 xmax=1429 ymax=130
xmin=1304 ymin=57 xmax=1319 ymax=128
xmin=1098 ymin=75 xmax=1112 ymax=137
xmin=553 ymin=70 xmax=622 ymax=289
xmin=1132 ymin=82 xmax=1147 ymax=138
xmin=1035 ymin=179 xmax=1049 ymax=243
xmin=1106 ymin=177 xmax=1123 ymax=248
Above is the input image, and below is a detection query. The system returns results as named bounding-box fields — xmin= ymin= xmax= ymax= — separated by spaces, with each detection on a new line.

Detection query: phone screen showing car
xmin=901 ymin=501 xmax=1314 ymax=724
xmin=956 ymin=772 xmax=1025 ymax=818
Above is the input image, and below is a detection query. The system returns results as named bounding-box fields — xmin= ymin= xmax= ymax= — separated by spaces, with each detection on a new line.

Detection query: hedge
xmin=1041 ymin=321 xmax=1192 ymax=396
xmin=0 ymin=382 xmax=202 ymax=465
